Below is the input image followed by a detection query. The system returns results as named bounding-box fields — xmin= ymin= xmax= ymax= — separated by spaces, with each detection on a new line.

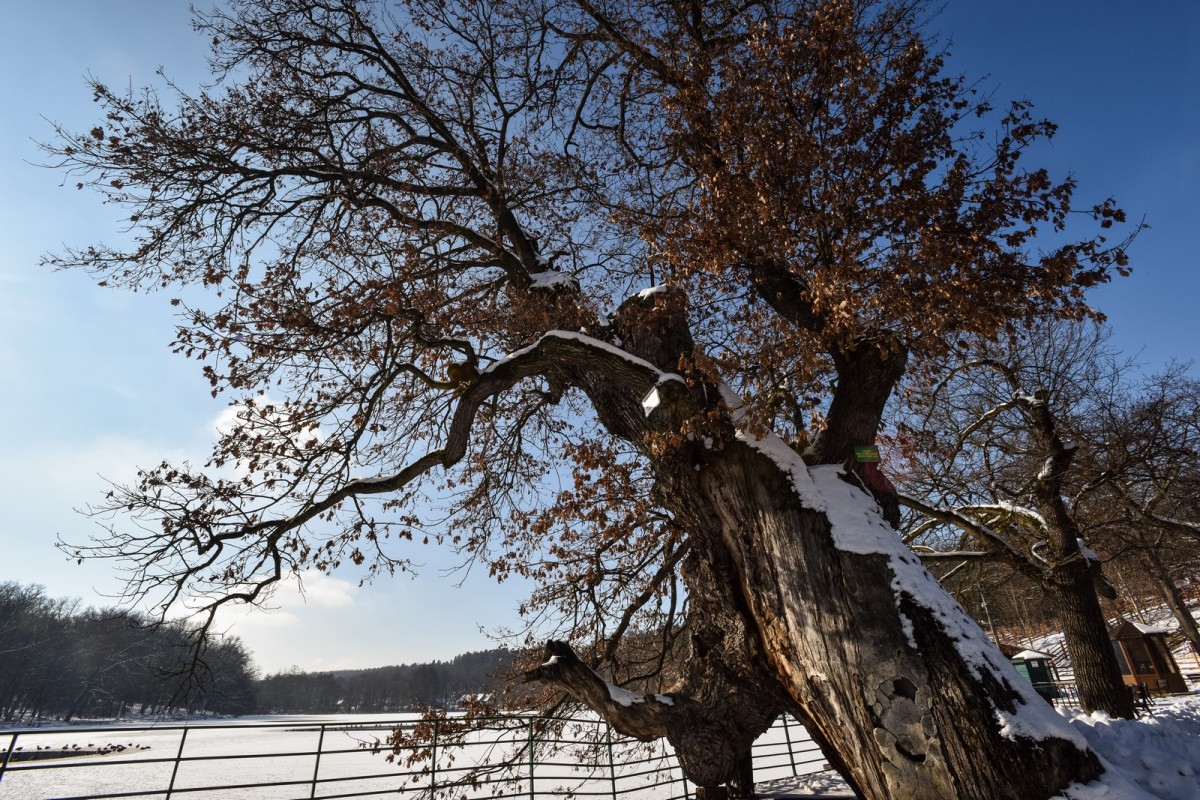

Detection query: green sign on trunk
xmin=854 ymin=445 xmax=881 ymax=463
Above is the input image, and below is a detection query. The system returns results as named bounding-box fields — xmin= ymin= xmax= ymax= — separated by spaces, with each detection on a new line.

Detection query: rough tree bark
xmin=1044 ymin=567 xmax=1132 ymax=717
xmin=525 ymin=292 xmax=1104 ymax=799
xmin=666 ymin=440 xmax=1098 ymax=799
xmin=1146 ymin=550 xmax=1200 ymax=655
xmin=820 ymin=336 xmax=907 ymax=527
xmin=1026 ymin=393 xmax=1137 ymax=720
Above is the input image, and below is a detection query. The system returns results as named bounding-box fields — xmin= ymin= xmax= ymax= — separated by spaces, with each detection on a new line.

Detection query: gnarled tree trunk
xmin=530 ymin=435 xmax=1104 ymax=798
xmin=666 ymin=440 xmax=1099 ymax=799
xmin=525 ymin=292 xmax=1105 ymax=799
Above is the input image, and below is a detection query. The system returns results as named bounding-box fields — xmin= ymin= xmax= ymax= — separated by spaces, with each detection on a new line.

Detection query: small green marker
xmin=854 ymin=445 xmax=881 ymax=463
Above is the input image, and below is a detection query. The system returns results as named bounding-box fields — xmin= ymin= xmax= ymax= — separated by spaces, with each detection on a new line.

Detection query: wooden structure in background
xmin=1109 ymin=621 xmax=1187 ymax=694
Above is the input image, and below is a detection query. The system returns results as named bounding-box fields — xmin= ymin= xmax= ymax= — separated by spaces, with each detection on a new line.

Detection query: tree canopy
xmin=51 ymin=0 xmax=1132 ymax=649
xmin=47 ymin=1 xmax=1140 ymax=797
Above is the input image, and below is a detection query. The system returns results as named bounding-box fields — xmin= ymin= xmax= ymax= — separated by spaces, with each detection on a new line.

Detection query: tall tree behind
xmin=45 ymin=1 xmax=1138 ymax=797
xmin=900 ymin=326 xmax=1200 ymax=699
xmin=1080 ymin=364 xmax=1200 ymax=652
xmin=898 ymin=319 xmax=1135 ymax=717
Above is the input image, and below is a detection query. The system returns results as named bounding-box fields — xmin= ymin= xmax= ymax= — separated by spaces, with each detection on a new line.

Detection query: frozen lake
xmin=0 ymin=712 xmax=827 ymax=800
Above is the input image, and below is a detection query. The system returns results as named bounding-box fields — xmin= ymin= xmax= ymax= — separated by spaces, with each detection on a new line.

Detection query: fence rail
xmin=0 ymin=713 xmax=826 ymax=800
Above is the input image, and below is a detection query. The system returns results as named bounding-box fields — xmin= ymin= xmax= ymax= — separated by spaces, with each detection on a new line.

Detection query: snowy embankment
xmin=756 ymin=695 xmax=1200 ymax=800
xmin=1059 ymin=697 xmax=1200 ymax=800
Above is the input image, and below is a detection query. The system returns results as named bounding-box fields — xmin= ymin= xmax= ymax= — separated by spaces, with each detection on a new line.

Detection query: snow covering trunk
xmin=523 ymin=291 xmax=1105 ymax=798
xmin=654 ymin=434 xmax=1101 ymax=800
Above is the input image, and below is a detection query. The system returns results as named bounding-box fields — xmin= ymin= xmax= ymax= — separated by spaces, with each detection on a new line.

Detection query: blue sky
xmin=1 ymin=2 xmax=1196 ymax=674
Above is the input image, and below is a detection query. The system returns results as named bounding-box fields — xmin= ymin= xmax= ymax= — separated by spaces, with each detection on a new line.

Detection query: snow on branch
xmin=957 ymin=397 xmax=1022 ymax=450
xmin=75 ymin=330 xmax=696 ymax=651
xmin=909 ymin=546 xmax=989 ymax=559
xmin=898 ymin=493 xmax=1044 ymax=581
xmin=523 ymin=641 xmax=679 ymax=741
xmin=959 ymin=502 xmax=1049 ymax=532
xmin=276 ymin=330 xmax=684 ymax=533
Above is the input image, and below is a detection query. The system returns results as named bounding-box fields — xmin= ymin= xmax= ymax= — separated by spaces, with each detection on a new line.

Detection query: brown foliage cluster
xmin=626 ymin=1 xmax=1133 ymax=430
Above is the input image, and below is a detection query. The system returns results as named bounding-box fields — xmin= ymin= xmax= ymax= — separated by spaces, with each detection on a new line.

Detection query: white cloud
xmin=291 ymin=569 xmax=356 ymax=608
xmin=223 ymin=607 xmax=301 ymax=631
xmin=211 ymin=395 xmax=325 ymax=458
xmin=211 ymin=402 xmax=248 ymax=436
xmin=219 ymin=571 xmax=356 ymax=637
xmin=0 ymin=424 xmax=516 ymax=676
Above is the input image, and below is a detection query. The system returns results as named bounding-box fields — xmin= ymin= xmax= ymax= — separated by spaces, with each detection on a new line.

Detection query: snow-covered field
xmin=1059 ymin=696 xmax=1200 ymax=800
xmin=0 ymin=712 xmax=822 ymax=800
xmin=2 ymin=699 xmax=1197 ymax=799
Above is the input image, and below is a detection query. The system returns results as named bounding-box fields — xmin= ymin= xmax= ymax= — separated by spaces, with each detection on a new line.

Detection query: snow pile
xmin=528 ymin=269 xmax=579 ymax=290
xmin=756 ymin=695 xmax=1200 ymax=800
xmin=1059 ymin=696 xmax=1200 ymax=800
xmin=605 ymin=680 xmax=674 ymax=708
xmin=605 ymin=681 xmax=647 ymax=707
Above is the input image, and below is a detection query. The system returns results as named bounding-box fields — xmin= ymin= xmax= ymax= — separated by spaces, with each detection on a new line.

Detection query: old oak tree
xmin=47 ymin=1 xmax=1136 ymax=797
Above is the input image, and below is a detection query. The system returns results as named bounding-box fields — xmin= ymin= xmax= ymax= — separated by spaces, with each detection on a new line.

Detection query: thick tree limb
xmin=523 ymin=640 xmax=679 ymax=741
xmin=114 ymin=331 xmax=696 ymax=637
xmin=897 ymin=493 xmax=1043 ymax=582
xmin=909 ymin=548 xmax=988 ymax=559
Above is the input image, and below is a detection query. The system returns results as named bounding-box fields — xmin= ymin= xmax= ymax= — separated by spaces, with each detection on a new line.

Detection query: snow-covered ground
xmin=3 ymin=698 xmax=1198 ymax=799
xmin=1062 ymin=696 xmax=1200 ymax=800
xmin=754 ymin=695 xmax=1200 ymax=800
xmin=0 ymin=712 xmax=822 ymax=800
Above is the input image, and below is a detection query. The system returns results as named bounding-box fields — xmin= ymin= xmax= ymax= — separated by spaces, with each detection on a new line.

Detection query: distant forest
xmin=256 ymin=650 xmax=516 ymax=714
xmin=1 ymin=582 xmax=513 ymax=723
xmin=0 ymin=582 xmax=256 ymax=722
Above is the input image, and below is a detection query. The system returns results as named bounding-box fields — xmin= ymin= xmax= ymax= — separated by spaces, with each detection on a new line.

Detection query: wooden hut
xmin=1109 ymin=621 xmax=1187 ymax=694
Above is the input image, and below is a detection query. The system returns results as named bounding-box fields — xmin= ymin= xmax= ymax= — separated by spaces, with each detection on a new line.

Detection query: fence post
xmin=309 ymin=723 xmax=326 ymax=799
xmin=781 ymin=716 xmax=798 ymax=777
xmin=430 ymin=717 xmax=439 ymax=796
xmin=0 ymin=731 xmax=18 ymax=785
xmin=165 ymin=727 xmax=190 ymax=800
xmin=527 ymin=718 xmax=536 ymax=800
xmin=605 ymin=725 xmax=618 ymax=800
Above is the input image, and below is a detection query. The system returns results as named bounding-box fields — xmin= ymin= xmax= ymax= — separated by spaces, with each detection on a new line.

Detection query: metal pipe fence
xmin=0 ymin=713 xmax=825 ymax=800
